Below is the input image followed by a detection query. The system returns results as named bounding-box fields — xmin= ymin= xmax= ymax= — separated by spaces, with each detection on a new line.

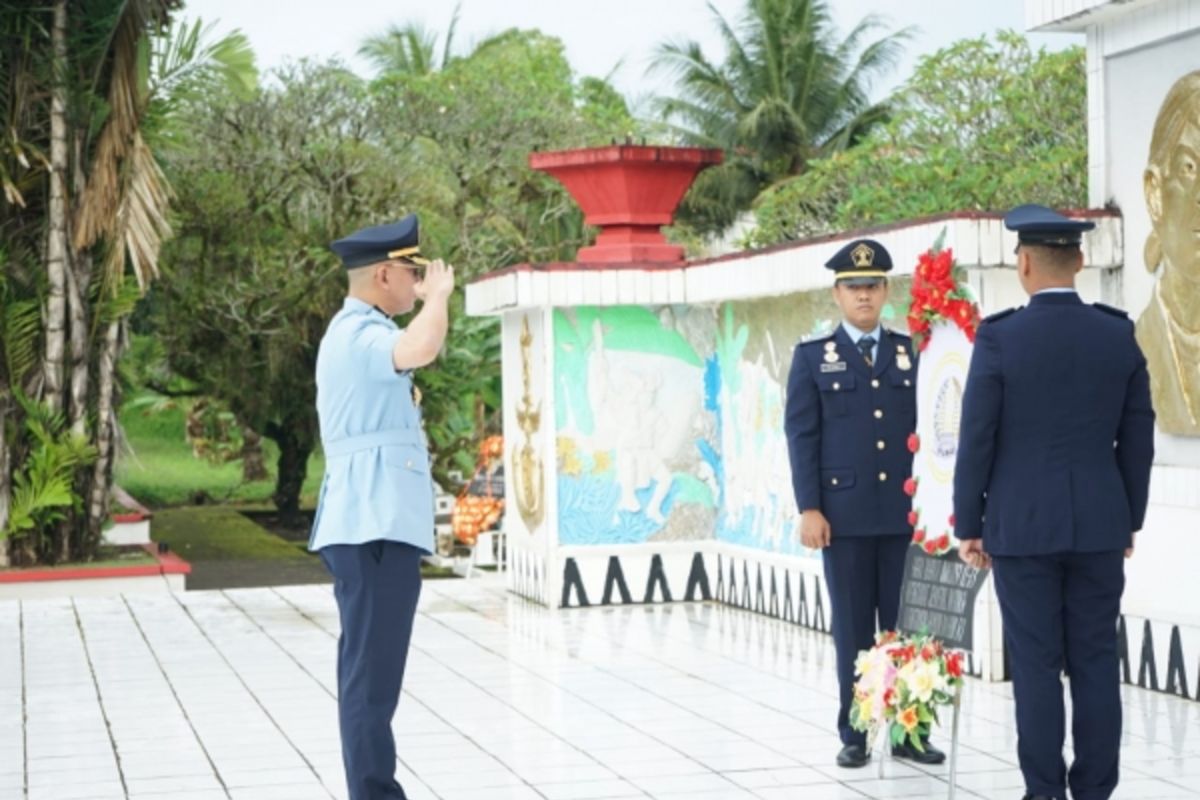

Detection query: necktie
xmin=857 ymin=335 xmax=876 ymax=367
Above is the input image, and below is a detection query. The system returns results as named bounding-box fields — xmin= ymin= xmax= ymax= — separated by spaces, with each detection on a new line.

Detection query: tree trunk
xmin=269 ymin=425 xmax=311 ymax=527
xmin=85 ymin=320 xmax=121 ymax=553
xmin=68 ymin=134 xmax=92 ymax=434
xmin=0 ymin=389 xmax=10 ymax=568
xmin=240 ymin=423 xmax=269 ymax=481
xmin=43 ymin=0 xmax=69 ymax=414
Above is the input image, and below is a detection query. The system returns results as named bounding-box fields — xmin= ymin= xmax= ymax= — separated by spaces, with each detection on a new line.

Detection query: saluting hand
xmin=798 ymin=509 xmax=831 ymax=550
xmin=414 ymin=259 xmax=455 ymax=303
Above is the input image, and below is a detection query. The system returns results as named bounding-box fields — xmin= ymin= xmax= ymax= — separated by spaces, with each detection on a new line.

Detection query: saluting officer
xmin=311 ymin=214 xmax=455 ymax=800
xmin=785 ymin=239 xmax=945 ymax=768
xmin=954 ymin=205 xmax=1155 ymax=800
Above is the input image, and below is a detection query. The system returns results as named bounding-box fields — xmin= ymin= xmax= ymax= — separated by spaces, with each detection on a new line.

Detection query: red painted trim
xmin=468 ymin=208 xmax=1124 ymax=286
xmin=0 ymin=542 xmax=190 ymax=583
xmin=111 ymin=512 xmax=151 ymax=523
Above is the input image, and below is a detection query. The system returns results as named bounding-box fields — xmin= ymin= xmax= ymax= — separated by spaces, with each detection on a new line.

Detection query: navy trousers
xmin=993 ymin=551 xmax=1125 ymax=800
xmin=321 ymin=541 xmax=423 ymax=800
xmin=822 ymin=534 xmax=909 ymax=746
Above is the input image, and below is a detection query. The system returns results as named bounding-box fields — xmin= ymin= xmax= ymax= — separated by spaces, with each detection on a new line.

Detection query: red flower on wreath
xmin=903 ymin=477 xmax=918 ymax=497
xmin=906 ymin=239 xmax=982 ymax=351
xmin=908 ymin=510 xmax=920 ymax=527
xmin=907 ymin=433 xmax=920 ymax=453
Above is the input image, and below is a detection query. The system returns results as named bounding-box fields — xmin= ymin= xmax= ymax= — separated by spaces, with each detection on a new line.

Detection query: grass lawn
xmin=116 ymin=397 xmax=324 ymax=509
xmin=151 ymin=506 xmax=312 ymax=561
xmin=118 ymin=397 xmax=458 ymax=586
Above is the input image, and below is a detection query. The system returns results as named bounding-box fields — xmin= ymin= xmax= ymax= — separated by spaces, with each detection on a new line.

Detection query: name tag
xmin=820 ymin=362 xmax=847 ymax=373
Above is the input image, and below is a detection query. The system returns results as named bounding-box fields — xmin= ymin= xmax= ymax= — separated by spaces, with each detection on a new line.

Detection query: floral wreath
xmin=851 ymin=630 xmax=965 ymax=751
xmin=905 ymin=234 xmax=981 ymax=352
xmin=452 ymin=435 xmax=505 ymax=546
xmin=903 ymin=233 xmax=981 ymax=556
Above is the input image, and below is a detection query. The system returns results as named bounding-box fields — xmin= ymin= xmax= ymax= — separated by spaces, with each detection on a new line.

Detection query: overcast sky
xmin=180 ymin=0 xmax=1080 ymax=104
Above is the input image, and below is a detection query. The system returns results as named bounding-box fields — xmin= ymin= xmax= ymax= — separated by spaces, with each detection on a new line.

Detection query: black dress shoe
xmin=836 ymin=743 xmax=870 ymax=768
xmin=892 ymin=740 xmax=946 ymax=764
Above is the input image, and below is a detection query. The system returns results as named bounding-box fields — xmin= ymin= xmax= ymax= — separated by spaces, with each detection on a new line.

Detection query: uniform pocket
xmin=816 ymin=373 xmax=855 ymax=417
xmin=820 ymin=468 xmax=856 ymax=491
xmin=382 ymin=444 xmax=430 ymax=475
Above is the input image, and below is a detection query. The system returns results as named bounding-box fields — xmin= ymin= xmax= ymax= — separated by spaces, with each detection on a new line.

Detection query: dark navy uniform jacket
xmin=953 ymin=292 xmax=1155 ymax=555
xmin=786 ymin=326 xmax=918 ymax=537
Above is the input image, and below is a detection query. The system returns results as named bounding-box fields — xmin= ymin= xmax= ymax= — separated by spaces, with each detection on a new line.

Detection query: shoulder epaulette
xmin=800 ymin=332 xmax=835 ymax=348
xmin=1093 ymin=302 xmax=1130 ymax=320
xmin=983 ymin=307 xmax=1021 ymax=324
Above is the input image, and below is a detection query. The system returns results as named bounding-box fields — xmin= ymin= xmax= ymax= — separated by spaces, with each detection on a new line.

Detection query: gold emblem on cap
xmin=851 ymin=243 xmax=875 ymax=268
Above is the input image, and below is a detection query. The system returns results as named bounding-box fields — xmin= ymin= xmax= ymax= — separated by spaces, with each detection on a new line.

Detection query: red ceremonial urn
xmin=530 ymin=144 xmax=723 ymax=264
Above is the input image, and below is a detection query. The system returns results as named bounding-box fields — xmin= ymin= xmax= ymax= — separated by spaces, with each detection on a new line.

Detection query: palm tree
xmin=358 ymin=3 xmax=461 ymax=76
xmin=0 ymin=2 xmax=255 ymax=565
xmin=651 ymin=0 xmax=910 ymax=233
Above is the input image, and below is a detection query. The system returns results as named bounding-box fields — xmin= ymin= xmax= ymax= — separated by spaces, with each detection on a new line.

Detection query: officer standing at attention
xmin=954 ymin=205 xmax=1155 ymax=800
xmin=311 ymin=214 xmax=455 ymax=800
xmin=785 ymin=239 xmax=945 ymax=769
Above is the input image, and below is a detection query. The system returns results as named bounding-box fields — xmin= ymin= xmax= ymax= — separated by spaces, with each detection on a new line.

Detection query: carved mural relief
xmin=513 ymin=315 xmax=545 ymax=530
xmin=1136 ymin=70 xmax=1200 ymax=436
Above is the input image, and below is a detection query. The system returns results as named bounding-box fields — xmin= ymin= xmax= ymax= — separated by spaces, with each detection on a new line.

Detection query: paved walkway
xmin=2 ymin=577 xmax=1199 ymax=800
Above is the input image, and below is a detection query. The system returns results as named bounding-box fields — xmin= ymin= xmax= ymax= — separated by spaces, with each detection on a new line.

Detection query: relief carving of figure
xmin=1136 ymin=70 xmax=1200 ymax=436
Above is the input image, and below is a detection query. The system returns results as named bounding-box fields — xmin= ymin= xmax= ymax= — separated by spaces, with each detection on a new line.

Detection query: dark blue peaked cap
xmin=330 ymin=214 xmax=430 ymax=269
xmin=1004 ymin=204 xmax=1095 ymax=247
xmin=825 ymin=238 xmax=892 ymax=285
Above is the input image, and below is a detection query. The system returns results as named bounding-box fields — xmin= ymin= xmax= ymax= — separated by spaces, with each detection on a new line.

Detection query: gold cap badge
xmin=851 ymin=243 xmax=875 ymax=268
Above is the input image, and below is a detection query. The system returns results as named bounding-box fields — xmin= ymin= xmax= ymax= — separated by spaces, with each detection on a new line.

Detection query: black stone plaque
xmin=896 ymin=546 xmax=989 ymax=650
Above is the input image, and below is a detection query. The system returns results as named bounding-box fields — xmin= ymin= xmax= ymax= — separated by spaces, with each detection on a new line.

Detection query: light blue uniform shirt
xmin=309 ymin=297 xmax=434 ymax=553
xmin=840 ymin=321 xmax=882 ymax=363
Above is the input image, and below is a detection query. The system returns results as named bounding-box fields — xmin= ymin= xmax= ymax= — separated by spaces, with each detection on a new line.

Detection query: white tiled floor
xmin=2 ymin=576 xmax=1199 ymax=800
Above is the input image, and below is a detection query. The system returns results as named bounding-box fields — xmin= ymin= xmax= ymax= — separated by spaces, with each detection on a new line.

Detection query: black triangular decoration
xmin=813 ymin=575 xmax=826 ymax=631
xmin=797 ymin=576 xmax=809 ymax=627
xmin=644 ymin=554 xmax=673 ymax=603
xmin=715 ymin=554 xmax=725 ymax=600
xmin=602 ymin=556 xmax=632 ymax=605
xmin=768 ymin=569 xmax=779 ymax=618
xmin=1117 ymin=616 xmax=1131 ymax=685
xmin=561 ymin=557 xmax=589 ymax=608
xmin=727 ymin=558 xmax=738 ymax=604
xmin=782 ymin=572 xmax=795 ymax=623
xmin=1165 ymin=625 xmax=1189 ymax=699
xmin=755 ymin=565 xmax=766 ymax=614
xmin=685 ymin=552 xmax=712 ymax=601
xmin=741 ymin=563 xmax=752 ymax=609
xmin=1137 ymin=619 xmax=1158 ymax=691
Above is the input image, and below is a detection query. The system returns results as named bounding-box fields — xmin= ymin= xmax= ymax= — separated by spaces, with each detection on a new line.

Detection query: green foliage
xmin=751 ymin=32 xmax=1087 ymax=244
xmin=4 ymin=396 xmax=97 ymax=542
xmin=115 ymin=393 xmax=325 ymax=508
xmin=371 ymin=29 xmax=636 ymax=275
xmin=651 ymin=0 xmax=910 ymax=234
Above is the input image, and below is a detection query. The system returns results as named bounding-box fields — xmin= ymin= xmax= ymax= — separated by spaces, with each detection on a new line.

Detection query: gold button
xmin=877 ymin=441 xmax=885 ymax=450
xmin=833 ymin=382 xmax=840 ymax=390
xmin=831 ymin=478 xmax=839 ymax=486
xmin=874 ymin=409 xmax=883 ymax=419
xmin=871 ymin=379 xmax=880 ymax=388
xmin=879 ymin=472 xmax=888 ymax=481
xmin=904 ymin=379 xmax=911 ymax=387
